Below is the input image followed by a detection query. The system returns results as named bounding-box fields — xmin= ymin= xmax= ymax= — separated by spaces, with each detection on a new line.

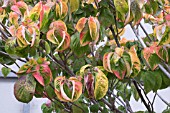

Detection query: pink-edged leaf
xmin=69 ymin=77 xmax=83 ymax=101
xmin=84 ymin=73 xmax=94 ymax=98
xmin=103 ymin=52 xmax=114 ymax=72
xmin=60 ymin=82 xmax=72 ymax=101
xmin=112 ymin=70 xmax=126 ymax=80
xmin=57 ymin=31 xmax=71 ymax=51
xmin=9 ymin=12 xmax=19 ymax=26
xmin=46 ymin=29 xmax=58 ymax=44
xmin=29 ymin=1 xmax=42 ymax=21
xmin=128 ymin=46 xmax=141 ymax=77
xmin=49 ymin=20 xmax=67 ymax=32
xmin=88 ymin=16 xmax=100 ymax=43
xmin=9 ymin=26 xmax=16 ymax=36
xmin=33 ymin=66 xmax=45 ymax=86
xmin=16 ymin=25 xmax=29 ymax=47
xmin=11 ymin=5 xmax=21 ymax=15
xmin=80 ymin=24 xmax=91 ymax=46
xmin=40 ymin=4 xmax=51 ymax=29
xmin=75 ymin=17 xmax=87 ymax=32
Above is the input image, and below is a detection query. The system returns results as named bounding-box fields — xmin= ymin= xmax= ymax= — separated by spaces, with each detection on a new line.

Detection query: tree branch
xmin=109 ymin=25 xmax=121 ymax=47
xmin=139 ymin=23 xmax=152 ymax=42
xmin=133 ymin=81 xmax=152 ymax=112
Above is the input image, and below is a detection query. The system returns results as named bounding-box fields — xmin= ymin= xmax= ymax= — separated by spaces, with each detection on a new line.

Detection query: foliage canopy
xmin=0 ymin=0 xmax=170 ymax=113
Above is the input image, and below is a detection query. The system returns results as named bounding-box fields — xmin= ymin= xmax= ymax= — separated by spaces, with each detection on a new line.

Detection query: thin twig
xmin=157 ymin=93 xmax=170 ymax=107
xmin=139 ymin=23 xmax=152 ymax=42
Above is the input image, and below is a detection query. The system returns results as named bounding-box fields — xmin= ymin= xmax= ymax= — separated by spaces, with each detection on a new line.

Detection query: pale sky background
xmin=0 ymin=20 xmax=169 ymax=113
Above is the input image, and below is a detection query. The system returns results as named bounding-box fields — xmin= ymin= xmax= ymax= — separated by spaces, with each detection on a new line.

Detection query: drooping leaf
xmin=88 ymin=16 xmax=100 ymax=43
xmin=131 ymin=0 xmax=142 ymax=25
xmin=14 ymin=75 xmax=36 ymax=103
xmin=29 ymin=1 xmax=42 ymax=21
xmin=103 ymin=52 xmax=114 ymax=72
xmin=75 ymin=17 xmax=87 ymax=32
xmin=56 ymin=1 xmax=68 ymax=19
xmin=129 ymin=46 xmax=141 ymax=77
xmin=70 ymin=32 xmax=90 ymax=57
xmin=94 ymin=68 xmax=108 ymax=100
xmin=69 ymin=0 xmax=79 ymax=13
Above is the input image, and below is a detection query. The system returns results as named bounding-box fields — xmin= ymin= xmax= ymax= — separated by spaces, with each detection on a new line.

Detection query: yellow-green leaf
xmin=94 ymin=68 xmax=108 ymax=100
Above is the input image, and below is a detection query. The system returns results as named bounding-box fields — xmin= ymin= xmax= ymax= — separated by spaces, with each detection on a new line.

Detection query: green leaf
xmin=159 ymin=26 xmax=170 ymax=45
xmin=162 ymin=108 xmax=170 ymax=113
xmin=131 ymin=1 xmax=142 ymax=25
xmin=1 ymin=67 xmax=11 ymax=78
xmin=131 ymin=84 xmax=140 ymax=101
xmin=148 ymin=53 xmax=161 ymax=70
xmin=98 ymin=7 xmax=114 ymax=28
xmin=90 ymin=104 xmax=99 ymax=112
xmin=45 ymin=84 xmax=56 ymax=99
xmin=41 ymin=103 xmax=53 ymax=113
xmin=14 ymin=75 xmax=36 ymax=103
xmin=114 ymin=0 xmax=128 ymax=15
xmin=70 ymin=32 xmax=90 ymax=57
xmin=94 ymin=69 xmax=108 ymax=100
xmin=45 ymin=41 xmax=51 ymax=54
xmin=72 ymin=102 xmax=89 ymax=113
xmin=142 ymin=71 xmax=156 ymax=94
xmin=152 ymin=70 xmax=162 ymax=92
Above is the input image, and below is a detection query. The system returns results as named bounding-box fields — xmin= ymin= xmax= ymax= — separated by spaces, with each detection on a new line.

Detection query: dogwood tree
xmin=0 ymin=0 xmax=170 ymax=112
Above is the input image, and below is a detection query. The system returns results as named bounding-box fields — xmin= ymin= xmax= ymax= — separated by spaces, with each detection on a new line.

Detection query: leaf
xmin=90 ymin=104 xmax=99 ymax=112
xmin=70 ymin=0 xmax=79 ymax=13
xmin=54 ymin=76 xmax=82 ymax=102
xmin=103 ymin=52 xmax=114 ymax=72
xmin=56 ymin=1 xmax=68 ymax=19
xmin=45 ymin=85 xmax=56 ymax=99
xmin=142 ymin=71 xmax=156 ymax=94
xmin=94 ymin=68 xmax=108 ymax=100
xmin=75 ymin=17 xmax=87 ymax=32
xmin=79 ymin=24 xmax=92 ymax=46
xmin=152 ymin=70 xmax=162 ymax=92
xmin=45 ymin=41 xmax=51 ymax=54
xmin=33 ymin=63 xmax=52 ymax=86
xmin=29 ymin=1 xmax=42 ymax=21
xmin=122 ymin=52 xmax=132 ymax=77
xmin=84 ymin=73 xmax=95 ymax=98
xmin=129 ymin=46 xmax=141 ymax=77
xmin=114 ymin=0 xmax=128 ymax=15
xmin=14 ymin=75 xmax=36 ymax=103
xmin=88 ymin=16 xmax=100 ymax=43
xmin=70 ymin=32 xmax=90 ymax=57
xmin=1 ymin=67 xmax=11 ymax=78
xmin=131 ymin=1 xmax=142 ymax=25
xmin=159 ymin=26 xmax=170 ymax=45
xmin=40 ymin=4 xmax=51 ymax=30
xmin=148 ymin=53 xmax=161 ymax=70
xmin=131 ymin=84 xmax=139 ymax=101
xmin=72 ymin=101 xmax=89 ymax=113
xmin=98 ymin=7 xmax=114 ymax=28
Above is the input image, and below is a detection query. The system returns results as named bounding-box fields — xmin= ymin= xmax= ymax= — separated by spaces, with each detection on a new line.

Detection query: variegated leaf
xmin=94 ymin=68 xmax=108 ymax=100
xmin=129 ymin=46 xmax=141 ymax=77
